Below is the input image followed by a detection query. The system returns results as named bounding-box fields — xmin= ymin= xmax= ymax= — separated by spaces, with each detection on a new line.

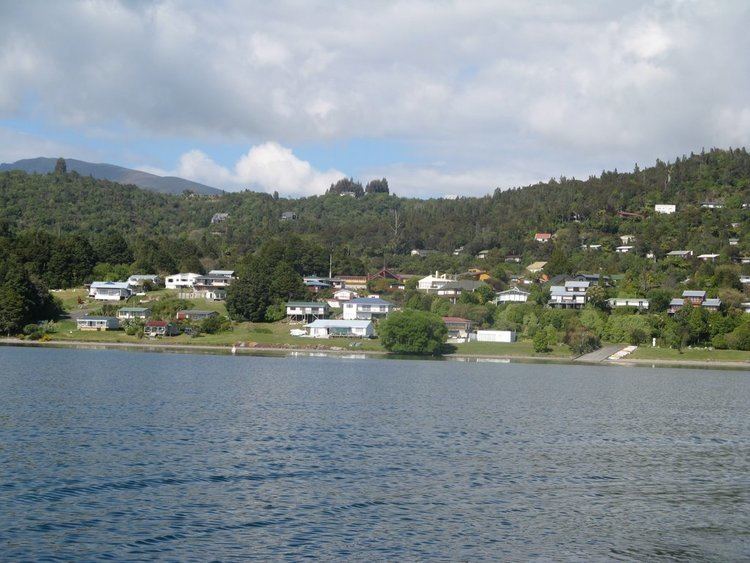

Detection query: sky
xmin=1 ymin=0 xmax=749 ymax=198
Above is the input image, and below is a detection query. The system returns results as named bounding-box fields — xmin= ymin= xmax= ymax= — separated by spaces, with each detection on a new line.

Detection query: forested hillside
xmin=1 ymin=147 xmax=750 ymax=273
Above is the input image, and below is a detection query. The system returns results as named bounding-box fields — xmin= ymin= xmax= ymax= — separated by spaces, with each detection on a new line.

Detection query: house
xmin=534 ymin=233 xmax=552 ymax=243
xmin=582 ymin=244 xmax=602 ymax=250
xmin=616 ymin=245 xmax=634 ymax=254
xmin=526 ymin=261 xmax=547 ymax=274
xmin=740 ymin=303 xmax=750 ymax=313
xmin=176 ymin=310 xmax=218 ymax=321
xmin=117 ymin=307 xmax=151 ymax=321
xmin=655 ymin=204 xmax=676 ymax=214
xmin=281 ymin=211 xmax=297 ymax=221
xmin=666 ymin=250 xmax=693 ymax=259
xmin=574 ymin=273 xmax=611 ymax=285
xmin=211 ymin=212 xmax=229 ymax=224
xmin=740 ymin=275 xmax=750 ymax=285
xmin=620 ymin=235 xmax=635 ymax=244
xmin=303 ymin=277 xmax=331 ymax=293
xmin=476 ymin=330 xmax=516 ymax=343
xmin=305 ymin=319 xmax=374 ymax=339
xmin=476 ymin=250 xmax=490 ymax=260
xmin=410 ymin=249 xmax=436 ymax=257
xmin=494 ymin=287 xmax=530 ymax=303
xmin=417 ymin=271 xmax=457 ymax=293
xmin=442 ymin=317 xmax=473 ymax=340
xmin=607 ymin=298 xmax=649 ymax=310
xmin=144 ymin=320 xmax=180 ymax=337
xmin=697 ymin=254 xmax=720 ymax=262
xmin=165 ymin=273 xmax=201 ymax=289
xmin=701 ymin=200 xmax=724 ymax=209
xmin=127 ymin=274 xmax=161 ymax=288
xmin=669 ymin=291 xmax=722 ymax=313
xmin=336 ymin=275 xmax=369 ymax=290
xmin=740 ymin=257 xmax=750 ymax=264
xmin=549 ymin=280 xmax=590 ymax=309
xmin=76 ymin=316 xmax=119 ymax=331
xmin=452 ymin=246 xmax=465 ymax=256
xmin=370 ymin=268 xmax=411 ymax=284
xmin=89 ymin=281 xmax=133 ymax=301
xmin=436 ymin=280 xmax=488 ymax=303
xmin=505 ymin=255 xmax=522 ymax=263
xmin=286 ymin=301 xmax=330 ymax=322
xmin=729 ymin=238 xmax=740 ymax=246
xmin=333 ymin=288 xmax=359 ymax=302
xmin=342 ymin=297 xmax=394 ymax=320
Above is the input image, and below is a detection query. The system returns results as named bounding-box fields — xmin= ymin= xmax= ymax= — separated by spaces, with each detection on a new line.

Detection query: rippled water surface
xmin=1 ymin=347 xmax=749 ymax=560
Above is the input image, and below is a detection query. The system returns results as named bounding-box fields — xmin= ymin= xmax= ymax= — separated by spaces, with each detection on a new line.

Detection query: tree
xmin=564 ymin=325 xmax=601 ymax=355
xmin=0 ymin=286 xmax=26 ymax=335
xmin=533 ymin=329 xmax=550 ymax=353
xmin=226 ymin=256 xmax=271 ymax=322
xmin=54 ymin=157 xmax=67 ymax=174
xmin=585 ymin=285 xmax=609 ymax=310
xmin=269 ymin=262 xmax=306 ymax=301
xmin=365 ymin=178 xmax=389 ymax=194
xmin=378 ymin=310 xmax=447 ymax=355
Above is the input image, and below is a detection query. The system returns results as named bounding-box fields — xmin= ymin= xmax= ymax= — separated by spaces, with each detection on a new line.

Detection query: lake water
xmin=1 ymin=347 xmax=749 ymax=560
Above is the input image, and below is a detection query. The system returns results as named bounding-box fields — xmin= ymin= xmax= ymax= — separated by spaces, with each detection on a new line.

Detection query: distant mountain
xmin=0 ymin=157 xmax=223 ymax=195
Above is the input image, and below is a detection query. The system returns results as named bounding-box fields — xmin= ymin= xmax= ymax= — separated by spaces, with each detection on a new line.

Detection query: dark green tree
xmin=378 ymin=310 xmax=447 ymax=355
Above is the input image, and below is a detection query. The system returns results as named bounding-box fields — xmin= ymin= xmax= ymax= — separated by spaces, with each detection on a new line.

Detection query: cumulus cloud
xmin=1 ymin=1 xmax=750 ymax=196
xmin=146 ymin=142 xmax=345 ymax=195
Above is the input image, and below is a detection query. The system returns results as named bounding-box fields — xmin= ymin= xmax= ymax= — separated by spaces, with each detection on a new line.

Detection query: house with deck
xmin=286 ymin=301 xmax=330 ymax=322
xmin=436 ymin=280 xmax=488 ymax=304
xmin=176 ymin=310 xmax=218 ymax=321
xmin=666 ymin=250 xmax=693 ymax=259
xmin=305 ymin=319 xmax=374 ymax=339
xmin=669 ymin=290 xmax=722 ymax=313
xmin=165 ymin=273 xmax=201 ymax=289
xmin=89 ymin=281 xmax=133 ymax=301
xmin=442 ymin=317 xmax=473 ymax=340
xmin=494 ymin=287 xmax=530 ymax=304
xmin=417 ymin=271 xmax=457 ymax=293
xmin=144 ymin=320 xmax=180 ymax=337
xmin=127 ymin=274 xmax=161 ymax=288
xmin=655 ymin=204 xmax=676 ymax=214
xmin=607 ymin=297 xmax=649 ymax=310
xmin=549 ymin=280 xmax=590 ymax=309
xmin=342 ymin=297 xmax=394 ymax=320
xmin=77 ymin=316 xmax=119 ymax=331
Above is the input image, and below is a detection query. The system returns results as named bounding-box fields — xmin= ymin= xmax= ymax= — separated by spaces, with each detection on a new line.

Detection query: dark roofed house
xmin=144 ymin=320 xmax=180 ymax=337
xmin=442 ymin=317 xmax=473 ymax=340
xmin=281 ymin=211 xmax=297 ymax=221
xmin=286 ymin=301 xmax=330 ymax=322
xmin=176 ymin=310 xmax=218 ymax=321
xmin=436 ymin=280 xmax=489 ymax=303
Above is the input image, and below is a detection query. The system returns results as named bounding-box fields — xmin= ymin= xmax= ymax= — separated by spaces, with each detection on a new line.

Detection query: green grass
xmin=450 ymin=340 xmax=572 ymax=358
xmin=629 ymin=346 xmax=750 ymax=362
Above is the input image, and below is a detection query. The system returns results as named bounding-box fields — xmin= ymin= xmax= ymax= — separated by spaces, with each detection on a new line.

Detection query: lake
xmin=1 ymin=346 xmax=748 ymax=560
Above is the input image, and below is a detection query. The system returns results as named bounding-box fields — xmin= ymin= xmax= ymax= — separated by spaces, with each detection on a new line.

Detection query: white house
xmin=616 ymin=245 xmax=634 ymax=254
xmin=208 ymin=270 xmax=235 ymax=278
xmin=620 ymin=235 xmax=635 ymax=244
xmin=305 ymin=319 xmax=374 ymax=339
xmin=165 ymin=273 xmax=201 ymax=289
xmin=286 ymin=301 xmax=329 ymax=322
xmin=549 ymin=280 xmax=590 ymax=309
xmin=342 ymin=297 xmax=394 ymax=320
xmin=476 ymin=250 xmax=490 ymax=259
xmin=127 ymin=274 xmax=161 ymax=288
xmin=666 ymin=250 xmax=693 ymax=259
xmin=697 ymin=254 xmax=720 ymax=262
xmin=476 ymin=330 xmax=516 ymax=343
xmin=655 ymin=204 xmax=676 ymax=214
xmin=494 ymin=287 xmax=530 ymax=303
xmin=417 ymin=271 xmax=457 ymax=293
xmin=607 ymin=297 xmax=649 ymax=310
xmin=117 ymin=307 xmax=151 ymax=321
xmin=701 ymin=200 xmax=724 ymax=209
xmin=729 ymin=238 xmax=740 ymax=246
xmin=740 ymin=303 xmax=750 ymax=313
xmin=89 ymin=281 xmax=133 ymax=301
xmin=740 ymin=275 xmax=750 ymax=285
xmin=77 ymin=316 xmax=119 ymax=331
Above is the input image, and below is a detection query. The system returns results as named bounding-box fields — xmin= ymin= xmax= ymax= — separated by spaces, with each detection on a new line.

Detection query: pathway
xmin=575 ymin=344 xmax=625 ymax=363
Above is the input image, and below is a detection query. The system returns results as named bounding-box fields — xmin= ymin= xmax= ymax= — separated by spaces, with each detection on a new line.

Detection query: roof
xmin=682 ymin=290 xmax=706 ymax=298
xmin=347 ymin=297 xmax=394 ymax=306
xmin=287 ymin=301 xmax=328 ymax=308
xmin=438 ymin=280 xmax=487 ymax=291
xmin=128 ymin=274 xmax=159 ymax=280
xmin=177 ymin=309 xmax=216 ymax=314
xmin=704 ymin=298 xmax=722 ymax=307
xmin=304 ymin=280 xmax=330 ymax=287
xmin=535 ymin=232 xmax=552 ymax=238
xmin=208 ymin=270 xmax=234 ymax=276
xmin=306 ymin=319 xmax=373 ymax=328
xmin=119 ymin=307 xmax=150 ymax=313
xmin=497 ymin=287 xmax=530 ymax=295
xmin=697 ymin=254 xmax=720 ymax=258
xmin=526 ymin=261 xmax=547 ymax=271
xmin=90 ymin=281 xmax=131 ymax=290
xmin=667 ymin=250 xmax=691 ymax=256
xmin=442 ymin=316 xmax=471 ymax=324
xmin=79 ymin=316 xmax=118 ymax=321
xmin=146 ymin=321 xmax=169 ymax=327
xmin=565 ymin=280 xmax=591 ymax=288
xmin=670 ymin=298 xmax=685 ymax=306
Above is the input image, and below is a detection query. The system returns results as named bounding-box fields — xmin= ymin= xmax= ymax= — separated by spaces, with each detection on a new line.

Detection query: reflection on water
xmin=1 ymin=346 xmax=748 ymax=560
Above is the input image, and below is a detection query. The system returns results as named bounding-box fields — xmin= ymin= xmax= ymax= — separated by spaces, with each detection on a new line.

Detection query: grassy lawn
xmin=629 ymin=346 xmax=750 ymax=363
xmin=450 ymin=340 xmax=572 ymax=358
xmin=51 ymin=287 xmax=89 ymax=311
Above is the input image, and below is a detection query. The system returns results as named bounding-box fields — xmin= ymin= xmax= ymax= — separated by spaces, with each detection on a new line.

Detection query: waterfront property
xmin=144 ymin=320 xmax=180 ymax=337
xmin=342 ymin=297 xmax=395 ymax=320
xmin=117 ymin=307 xmax=151 ymax=321
xmin=89 ymin=281 xmax=133 ymax=301
xmin=442 ymin=316 xmax=473 ymax=340
xmin=494 ymin=286 xmax=530 ymax=303
xmin=476 ymin=329 xmax=516 ymax=342
xmin=286 ymin=301 xmax=330 ymax=322
xmin=76 ymin=316 xmax=119 ymax=331
xmin=165 ymin=273 xmax=201 ymax=289
xmin=305 ymin=319 xmax=375 ymax=338
xmin=176 ymin=309 xmax=218 ymax=321
xmin=549 ymin=280 xmax=590 ymax=309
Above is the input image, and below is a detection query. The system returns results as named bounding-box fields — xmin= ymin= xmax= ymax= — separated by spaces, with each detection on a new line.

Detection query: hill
xmin=0 ymin=157 xmax=223 ymax=196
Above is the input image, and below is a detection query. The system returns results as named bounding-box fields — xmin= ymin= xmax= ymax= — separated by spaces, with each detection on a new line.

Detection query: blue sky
xmin=1 ymin=1 xmax=749 ymax=197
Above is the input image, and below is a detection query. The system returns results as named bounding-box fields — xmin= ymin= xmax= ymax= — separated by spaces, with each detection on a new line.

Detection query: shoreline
xmin=2 ymin=338 xmax=750 ymax=370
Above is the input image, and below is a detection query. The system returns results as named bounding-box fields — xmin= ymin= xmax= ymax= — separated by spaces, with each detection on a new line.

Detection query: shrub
xmin=378 ymin=310 xmax=448 ymax=355
xmin=533 ymin=330 xmax=550 ymax=353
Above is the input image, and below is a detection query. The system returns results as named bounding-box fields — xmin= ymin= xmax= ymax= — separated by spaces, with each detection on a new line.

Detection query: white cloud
xmin=146 ymin=142 xmax=345 ymax=195
xmin=1 ymin=1 xmax=750 ymax=196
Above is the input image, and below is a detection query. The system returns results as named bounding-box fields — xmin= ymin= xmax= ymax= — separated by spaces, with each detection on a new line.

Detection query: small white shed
xmin=476 ymin=330 xmax=516 ymax=343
